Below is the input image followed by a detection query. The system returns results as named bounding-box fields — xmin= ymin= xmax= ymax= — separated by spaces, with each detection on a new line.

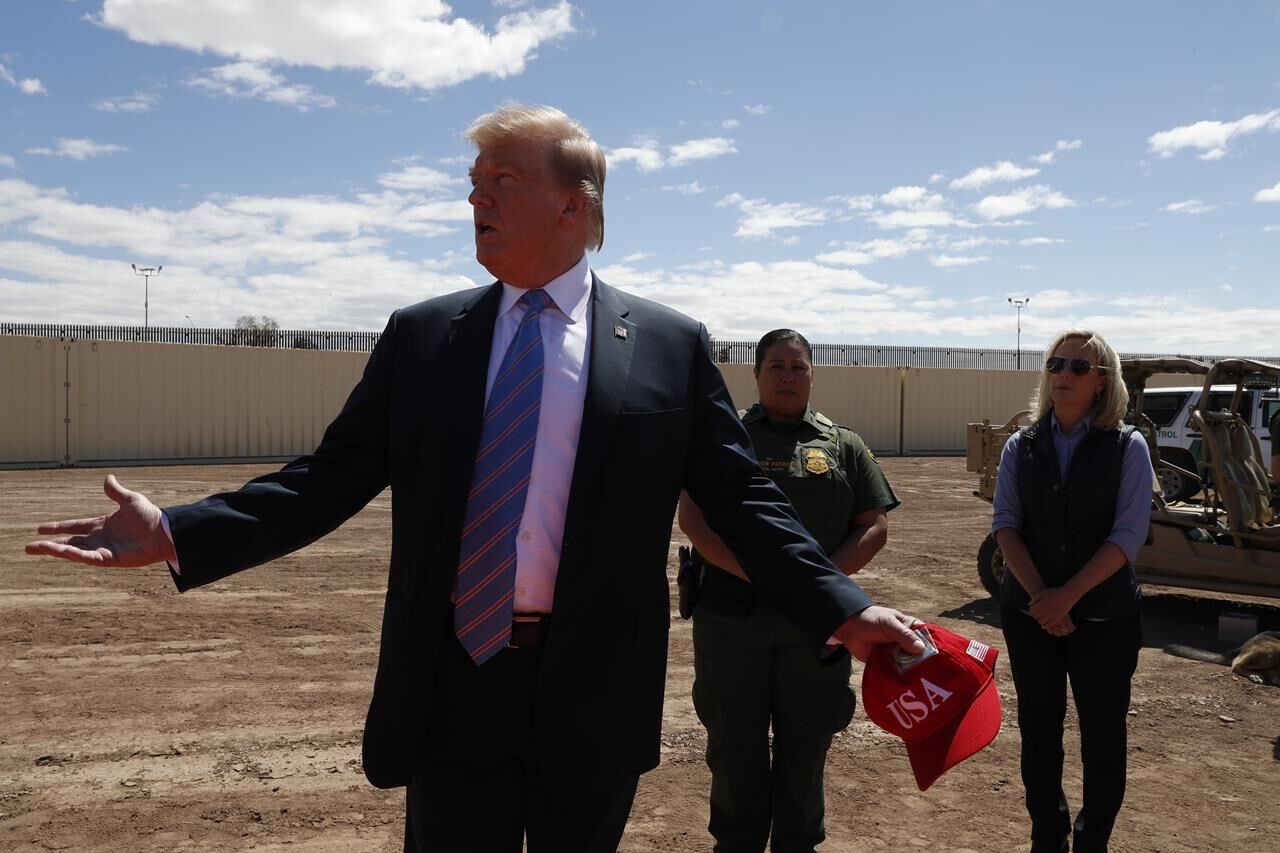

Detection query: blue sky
xmin=2 ymin=1 xmax=1279 ymax=353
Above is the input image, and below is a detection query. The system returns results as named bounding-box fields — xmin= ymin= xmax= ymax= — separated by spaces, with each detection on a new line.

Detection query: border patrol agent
xmin=680 ymin=328 xmax=899 ymax=853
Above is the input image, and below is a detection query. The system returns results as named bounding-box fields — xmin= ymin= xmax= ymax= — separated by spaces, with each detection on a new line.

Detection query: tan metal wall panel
xmin=5 ymin=341 xmax=1210 ymax=468
xmin=0 ymin=337 xmax=63 ymax=466
xmin=70 ymin=341 xmax=367 ymax=463
xmin=902 ymin=368 xmax=1036 ymax=454
xmin=717 ymin=363 xmax=903 ymax=455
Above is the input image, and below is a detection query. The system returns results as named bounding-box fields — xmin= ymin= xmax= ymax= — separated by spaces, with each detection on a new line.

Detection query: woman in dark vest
xmin=993 ymin=329 xmax=1154 ymax=853
xmin=679 ymin=328 xmax=899 ymax=853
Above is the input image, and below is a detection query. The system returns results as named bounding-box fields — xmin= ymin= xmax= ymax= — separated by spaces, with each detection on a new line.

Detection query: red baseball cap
xmin=861 ymin=622 xmax=1001 ymax=791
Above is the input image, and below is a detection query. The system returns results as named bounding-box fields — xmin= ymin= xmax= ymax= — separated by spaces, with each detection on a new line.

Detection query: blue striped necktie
xmin=454 ymin=288 xmax=552 ymax=664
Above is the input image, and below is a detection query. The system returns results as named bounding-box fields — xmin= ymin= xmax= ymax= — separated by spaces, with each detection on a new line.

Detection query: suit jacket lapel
xmin=410 ymin=282 xmax=500 ymax=603
xmin=443 ymin=281 xmax=502 ymax=464
xmin=555 ymin=276 xmax=635 ymax=610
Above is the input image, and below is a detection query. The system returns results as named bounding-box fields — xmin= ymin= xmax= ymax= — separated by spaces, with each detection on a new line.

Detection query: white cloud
xmin=721 ymin=118 xmax=740 ymax=130
xmin=621 ymin=251 xmax=654 ymax=263
xmin=587 ymin=260 xmax=1280 ymax=350
xmin=1163 ymin=199 xmax=1217 ymax=214
xmin=94 ymin=92 xmax=159 ymax=113
xmin=1220 ymin=283 xmax=1234 ymax=292
xmin=0 ymin=153 xmax=15 ymax=169
xmin=1265 ymin=224 xmax=1280 ymax=232
xmin=816 ymin=235 xmax=929 ymax=266
xmin=97 ymin=0 xmax=575 ymax=92
xmin=881 ymin=185 xmax=945 ymax=209
xmin=606 ymin=141 xmax=665 ymax=173
xmin=931 ymin=254 xmax=990 ymax=268
xmin=607 ymin=137 xmax=736 ymax=172
xmin=975 ymin=185 xmax=1076 ymax=220
xmin=716 ymin=192 xmax=826 ymax=239
xmin=0 ymin=177 xmax=470 ymax=266
xmin=867 ymin=209 xmax=968 ymax=230
xmin=1148 ymin=109 xmax=1280 ymax=160
xmin=813 ymin=249 xmax=876 ymax=266
xmin=842 ymin=194 xmax=877 ymax=211
xmin=859 ymin=187 xmax=961 ymax=229
xmin=1031 ymin=139 xmax=1083 ymax=164
xmin=659 ymin=181 xmax=707 ymax=195
xmin=0 ymin=175 xmax=488 ymax=327
xmin=188 ymin=62 xmax=336 ymax=111
xmin=0 ymin=62 xmax=46 ymax=95
xmin=743 ymin=104 xmax=770 ymax=116
xmin=25 ymin=138 xmax=129 ymax=160
xmin=1254 ymin=181 xmax=1280 ymax=202
xmin=1019 ymin=237 xmax=1065 ymax=246
xmin=950 ymin=161 xmax=1040 ymax=190
xmin=591 ymin=259 xmax=908 ymax=340
xmin=376 ymin=165 xmax=461 ymax=192
xmin=945 ymin=236 xmax=1004 ymax=251
xmin=668 ymin=137 xmax=737 ymax=166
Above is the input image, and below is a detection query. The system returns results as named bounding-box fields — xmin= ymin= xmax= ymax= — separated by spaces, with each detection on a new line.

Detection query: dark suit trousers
xmin=404 ymin=630 xmax=639 ymax=853
xmin=1001 ymin=607 xmax=1141 ymax=853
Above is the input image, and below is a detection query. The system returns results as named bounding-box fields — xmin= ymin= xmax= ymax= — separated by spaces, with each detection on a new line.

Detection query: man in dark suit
xmin=27 ymin=103 xmax=924 ymax=852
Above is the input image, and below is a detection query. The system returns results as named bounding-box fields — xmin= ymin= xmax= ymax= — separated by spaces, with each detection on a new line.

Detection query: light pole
xmin=131 ymin=263 xmax=162 ymax=329
xmin=1008 ymin=296 xmax=1031 ymax=369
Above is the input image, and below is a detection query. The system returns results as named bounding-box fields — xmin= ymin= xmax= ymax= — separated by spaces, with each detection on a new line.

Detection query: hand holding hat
xmin=833 ymin=605 xmax=927 ymax=661
xmin=861 ymin=623 xmax=1002 ymax=791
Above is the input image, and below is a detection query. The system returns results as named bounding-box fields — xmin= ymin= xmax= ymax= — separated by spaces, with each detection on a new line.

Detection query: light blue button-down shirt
xmin=991 ymin=412 xmax=1155 ymax=564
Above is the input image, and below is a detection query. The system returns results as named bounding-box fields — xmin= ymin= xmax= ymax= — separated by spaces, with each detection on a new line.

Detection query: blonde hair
xmin=466 ymin=102 xmax=606 ymax=250
xmin=1030 ymin=328 xmax=1129 ymax=430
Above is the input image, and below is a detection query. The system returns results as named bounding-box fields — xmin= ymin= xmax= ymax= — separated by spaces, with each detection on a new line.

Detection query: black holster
xmin=676 ymin=545 xmax=703 ymax=619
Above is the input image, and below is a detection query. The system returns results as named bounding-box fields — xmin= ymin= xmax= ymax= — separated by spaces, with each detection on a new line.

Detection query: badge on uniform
xmin=804 ymin=449 xmax=830 ymax=475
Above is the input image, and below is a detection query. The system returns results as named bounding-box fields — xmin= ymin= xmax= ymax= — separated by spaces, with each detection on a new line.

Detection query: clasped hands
xmin=1028 ymin=586 xmax=1079 ymax=637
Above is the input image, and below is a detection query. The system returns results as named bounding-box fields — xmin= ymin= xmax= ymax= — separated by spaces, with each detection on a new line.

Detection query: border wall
xmin=0 ymin=336 xmax=1207 ymax=467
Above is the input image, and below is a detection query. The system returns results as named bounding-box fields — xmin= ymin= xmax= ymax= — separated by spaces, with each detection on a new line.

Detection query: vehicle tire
xmin=1157 ymin=465 xmax=1197 ymax=503
xmin=1157 ymin=447 xmax=1201 ymax=502
xmin=976 ymin=533 xmax=1004 ymax=599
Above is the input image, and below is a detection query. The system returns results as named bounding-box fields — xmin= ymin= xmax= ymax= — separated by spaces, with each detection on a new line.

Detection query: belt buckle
xmin=508 ymin=614 xmax=548 ymax=649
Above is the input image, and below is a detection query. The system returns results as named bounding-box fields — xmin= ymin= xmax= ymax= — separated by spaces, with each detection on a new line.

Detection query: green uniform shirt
xmin=699 ymin=404 xmax=897 ymax=598
xmin=738 ymin=403 xmax=899 ymax=555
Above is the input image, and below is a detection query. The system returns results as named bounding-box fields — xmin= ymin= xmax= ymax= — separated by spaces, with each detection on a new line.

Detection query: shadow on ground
xmin=937 ymin=588 xmax=1280 ymax=654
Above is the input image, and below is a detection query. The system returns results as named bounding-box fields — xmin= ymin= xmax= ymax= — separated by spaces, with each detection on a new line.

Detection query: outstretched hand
xmin=25 ymin=475 xmax=175 ymax=568
xmin=834 ymin=605 xmax=926 ymax=662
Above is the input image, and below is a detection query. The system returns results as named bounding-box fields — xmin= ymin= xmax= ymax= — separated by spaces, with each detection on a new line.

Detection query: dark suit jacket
xmin=165 ymin=275 xmax=872 ymax=791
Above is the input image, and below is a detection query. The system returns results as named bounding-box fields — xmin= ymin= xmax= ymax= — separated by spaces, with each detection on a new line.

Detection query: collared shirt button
xmin=520 ymin=531 xmax=533 ymax=541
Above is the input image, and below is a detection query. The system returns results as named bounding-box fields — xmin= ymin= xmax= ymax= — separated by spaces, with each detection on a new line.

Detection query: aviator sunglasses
xmin=1045 ymin=356 xmax=1105 ymax=376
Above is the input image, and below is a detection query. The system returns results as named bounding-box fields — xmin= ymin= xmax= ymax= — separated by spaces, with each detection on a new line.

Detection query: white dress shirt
xmin=488 ymin=255 xmax=593 ymax=613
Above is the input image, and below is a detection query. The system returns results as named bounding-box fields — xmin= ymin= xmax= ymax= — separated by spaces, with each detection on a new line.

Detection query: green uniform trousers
xmin=693 ymin=596 xmax=857 ymax=853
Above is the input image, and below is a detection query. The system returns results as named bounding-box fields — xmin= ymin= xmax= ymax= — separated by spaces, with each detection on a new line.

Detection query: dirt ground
xmin=1 ymin=458 xmax=1277 ymax=852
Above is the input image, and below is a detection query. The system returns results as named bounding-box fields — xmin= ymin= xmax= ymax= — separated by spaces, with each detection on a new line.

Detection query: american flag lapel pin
xmin=614 ymin=325 xmax=627 ymax=340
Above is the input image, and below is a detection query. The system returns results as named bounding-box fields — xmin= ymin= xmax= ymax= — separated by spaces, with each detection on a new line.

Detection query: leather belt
xmin=508 ymin=614 xmax=550 ymax=649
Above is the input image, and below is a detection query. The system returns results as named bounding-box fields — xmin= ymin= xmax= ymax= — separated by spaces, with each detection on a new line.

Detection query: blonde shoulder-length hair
xmin=1029 ymin=328 xmax=1129 ymax=430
